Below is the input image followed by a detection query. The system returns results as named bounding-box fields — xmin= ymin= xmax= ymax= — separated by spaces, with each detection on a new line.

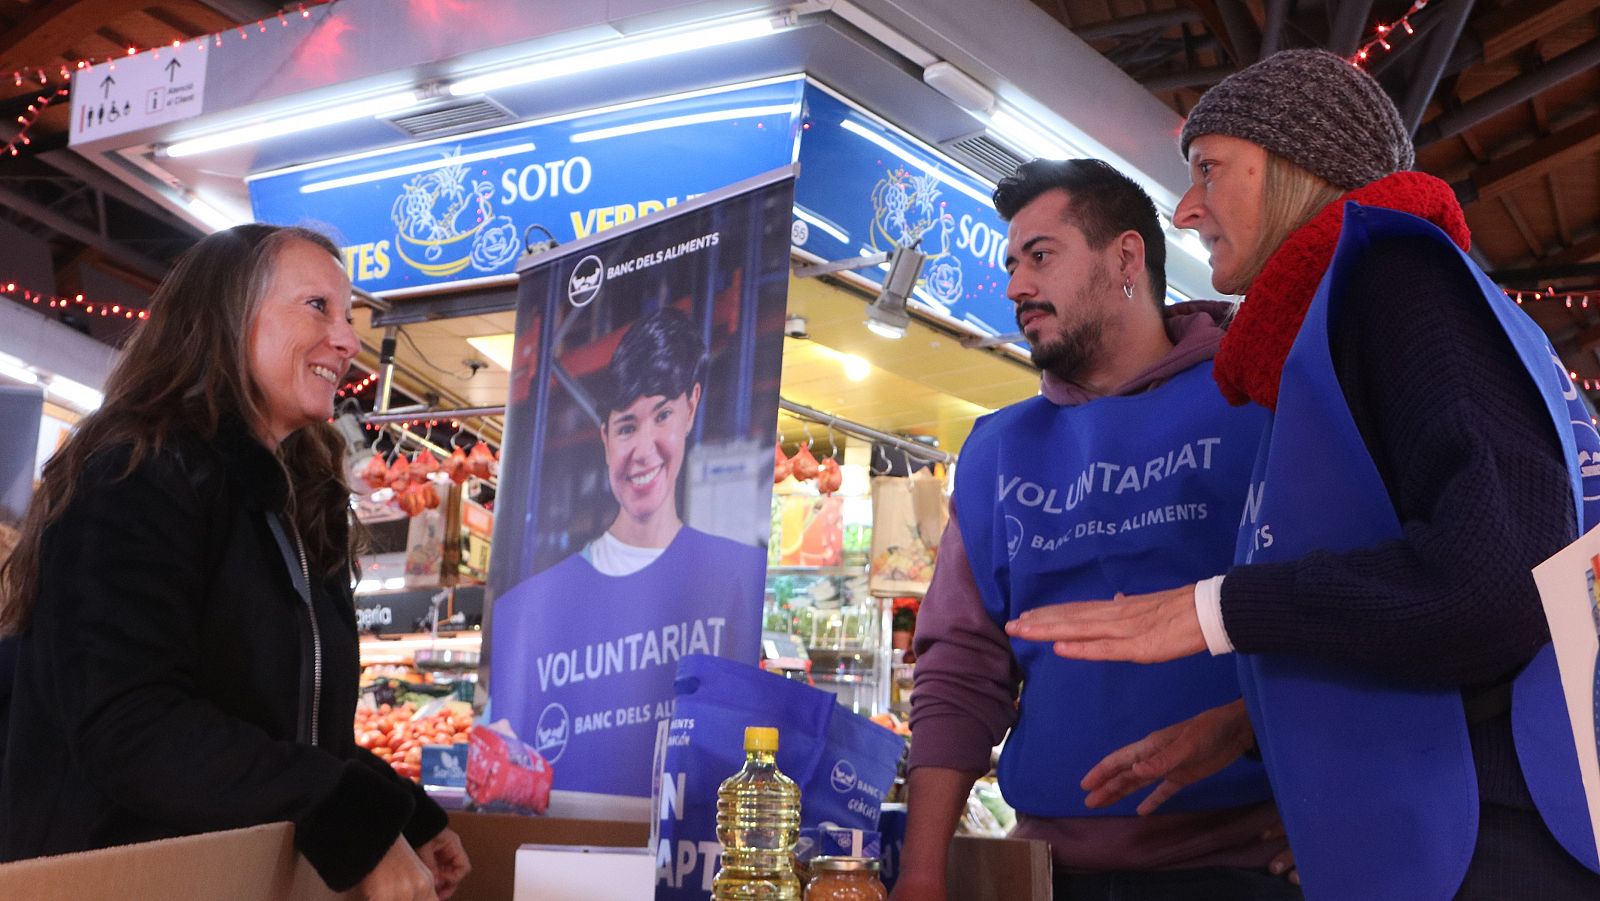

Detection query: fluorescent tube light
xmin=449 ymin=19 xmax=776 ymax=97
xmin=569 ymin=104 xmax=794 ymax=143
xmin=183 ymin=192 xmax=240 ymax=232
xmin=46 ymin=375 xmax=102 ymax=411
xmin=988 ymin=108 xmax=1078 ymax=161
xmin=1176 ymin=231 xmax=1211 ymax=265
xmin=0 ymin=359 xmax=37 ymax=385
xmin=793 ymin=205 xmax=849 ymax=244
xmin=300 ymin=142 xmax=538 ymax=193
xmin=164 ymin=90 xmax=423 ymax=158
xmin=838 ymin=119 xmax=994 ymax=207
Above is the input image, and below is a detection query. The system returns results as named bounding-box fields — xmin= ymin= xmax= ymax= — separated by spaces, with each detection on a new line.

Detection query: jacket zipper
xmin=288 ymin=522 xmax=323 ymax=747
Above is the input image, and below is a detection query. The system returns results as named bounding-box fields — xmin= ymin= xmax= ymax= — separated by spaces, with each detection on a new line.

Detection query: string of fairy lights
xmin=4 ymin=3 xmax=325 ymax=157
xmin=1350 ymin=0 xmax=1434 ymax=67
xmin=3 ymin=0 xmax=1598 ymax=404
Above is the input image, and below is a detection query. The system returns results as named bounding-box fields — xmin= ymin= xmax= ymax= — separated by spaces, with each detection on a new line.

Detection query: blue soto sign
xmin=248 ymin=78 xmax=804 ymax=294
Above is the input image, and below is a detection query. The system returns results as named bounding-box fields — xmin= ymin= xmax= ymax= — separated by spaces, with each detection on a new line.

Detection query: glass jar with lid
xmin=805 ymin=856 xmax=886 ymax=900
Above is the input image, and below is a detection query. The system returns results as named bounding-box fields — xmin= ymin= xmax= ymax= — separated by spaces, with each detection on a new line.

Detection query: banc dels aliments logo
xmin=830 ymin=759 xmax=857 ymax=793
xmin=568 ymin=255 xmax=604 ymax=307
xmin=535 ymin=702 xmax=570 ymax=763
xmin=1005 ymin=515 xmax=1024 ymax=560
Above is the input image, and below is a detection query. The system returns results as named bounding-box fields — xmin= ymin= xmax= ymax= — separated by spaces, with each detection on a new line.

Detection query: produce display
xmin=354 ymin=700 xmax=474 ymax=782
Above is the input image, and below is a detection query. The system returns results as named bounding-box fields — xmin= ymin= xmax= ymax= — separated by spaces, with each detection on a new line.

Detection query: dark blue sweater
xmin=1221 ymin=234 xmax=1572 ymax=690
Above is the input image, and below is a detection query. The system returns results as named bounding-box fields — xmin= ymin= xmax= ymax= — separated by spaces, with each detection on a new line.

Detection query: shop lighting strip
xmin=568 ymin=104 xmax=795 ymax=143
xmin=299 ymin=142 xmax=539 ymax=194
xmin=162 ymin=90 xmax=424 ymax=158
xmin=182 ymin=192 xmax=241 ymax=232
xmin=44 ymin=375 xmax=103 ymax=412
xmin=0 ymin=358 xmax=37 ymax=385
xmin=986 ymin=107 xmax=1081 ymax=160
xmin=250 ymin=75 xmax=806 ymax=182
xmin=447 ymin=18 xmax=778 ymax=96
xmin=792 ymin=205 xmax=850 ymax=244
xmin=837 ymin=119 xmax=994 ymax=208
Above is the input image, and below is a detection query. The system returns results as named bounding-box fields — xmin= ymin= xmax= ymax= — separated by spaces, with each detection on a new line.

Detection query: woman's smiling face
xmin=601 ymin=385 xmax=700 ymax=525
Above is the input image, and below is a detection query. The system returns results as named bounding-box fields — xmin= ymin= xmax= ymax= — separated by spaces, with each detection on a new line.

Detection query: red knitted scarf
xmin=1212 ymin=171 xmax=1472 ymax=410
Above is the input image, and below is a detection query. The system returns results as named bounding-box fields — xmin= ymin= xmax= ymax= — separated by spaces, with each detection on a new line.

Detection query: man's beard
xmin=1029 ymin=318 xmax=1103 ymax=383
xmin=1023 ymin=260 xmax=1112 ymax=383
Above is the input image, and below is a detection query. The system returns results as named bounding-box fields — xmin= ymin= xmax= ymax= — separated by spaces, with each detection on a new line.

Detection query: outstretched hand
xmin=1080 ymin=698 xmax=1256 ymax=815
xmin=1004 ymin=584 xmax=1206 ymax=664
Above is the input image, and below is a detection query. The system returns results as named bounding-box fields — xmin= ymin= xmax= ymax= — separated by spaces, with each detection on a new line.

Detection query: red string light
xmin=337 ymin=372 xmax=381 ymax=397
xmin=1352 ymin=0 xmax=1434 ymax=68
xmin=6 ymin=87 xmax=67 ymax=156
xmin=3 ymin=282 xmax=149 ymax=320
xmin=1507 ymin=287 xmax=1594 ymax=309
xmin=4 ymin=4 xmax=324 ymax=157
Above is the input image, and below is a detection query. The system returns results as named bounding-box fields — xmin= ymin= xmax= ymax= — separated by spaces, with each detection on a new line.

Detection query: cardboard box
xmin=0 ymin=823 xmax=349 ymax=900
xmin=514 ymin=844 xmax=656 ymax=899
xmin=0 ymin=812 xmax=648 ymax=901
xmin=447 ymin=811 xmax=649 ymax=901
xmin=946 ymin=835 xmax=1052 ymax=901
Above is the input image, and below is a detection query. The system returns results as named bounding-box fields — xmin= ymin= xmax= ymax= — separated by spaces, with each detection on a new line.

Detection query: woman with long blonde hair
xmin=0 ymin=225 xmax=468 ymax=900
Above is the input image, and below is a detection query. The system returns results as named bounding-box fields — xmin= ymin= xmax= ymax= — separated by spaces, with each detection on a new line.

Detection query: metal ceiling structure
xmin=0 ymin=0 xmax=1595 ymax=394
xmin=1034 ymin=0 xmax=1600 ymax=373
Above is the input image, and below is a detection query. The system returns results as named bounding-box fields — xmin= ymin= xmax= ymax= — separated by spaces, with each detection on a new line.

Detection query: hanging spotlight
xmin=864 ymin=245 xmax=926 ymax=340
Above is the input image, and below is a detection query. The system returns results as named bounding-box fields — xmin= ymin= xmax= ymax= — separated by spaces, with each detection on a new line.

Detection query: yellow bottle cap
xmin=744 ymin=726 xmax=779 ymax=752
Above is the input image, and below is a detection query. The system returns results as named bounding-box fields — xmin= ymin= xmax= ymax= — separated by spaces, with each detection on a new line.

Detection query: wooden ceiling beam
xmin=1500 ymin=195 xmax=1546 ymax=257
xmin=1550 ymin=176 xmax=1573 ymax=245
xmin=1076 ymin=9 xmax=1204 ymax=39
xmin=0 ymin=0 xmax=138 ymax=70
xmin=1473 ymin=0 xmax=1600 ymax=64
xmin=1551 ymin=231 xmax=1600 ymax=266
xmin=1459 ymin=112 xmax=1600 ymax=203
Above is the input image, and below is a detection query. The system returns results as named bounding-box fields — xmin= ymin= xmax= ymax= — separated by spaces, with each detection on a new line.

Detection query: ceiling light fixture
xmin=162 ymin=90 xmax=424 ymax=158
xmin=300 ymin=142 xmax=538 ymax=193
xmin=987 ymin=107 xmax=1079 ymax=161
xmin=182 ymin=191 xmax=240 ymax=232
xmin=838 ymin=119 xmax=994 ymax=207
xmin=865 ymin=245 xmax=926 ymax=340
xmin=569 ymin=103 xmax=796 ymax=143
xmin=45 ymin=374 xmax=103 ymax=412
xmin=448 ymin=18 xmax=778 ymax=97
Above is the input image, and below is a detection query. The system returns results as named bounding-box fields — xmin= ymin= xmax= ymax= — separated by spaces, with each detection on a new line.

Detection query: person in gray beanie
xmin=1006 ymin=48 xmax=1600 ymax=900
xmin=1178 ymin=48 xmax=1413 ymax=191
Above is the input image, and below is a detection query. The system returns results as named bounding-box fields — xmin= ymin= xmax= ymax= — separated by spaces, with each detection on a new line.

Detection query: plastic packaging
xmin=712 ymin=726 xmax=802 ymax=900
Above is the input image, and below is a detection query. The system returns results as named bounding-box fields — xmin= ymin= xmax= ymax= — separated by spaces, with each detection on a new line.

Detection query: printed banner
xmin=1531 ymin=524 xmax=1600 ymax=862
xmin=483 ymin=169 xmax=795 ymax=803
xmin=247 ymin=78 xmax=803 ymax=295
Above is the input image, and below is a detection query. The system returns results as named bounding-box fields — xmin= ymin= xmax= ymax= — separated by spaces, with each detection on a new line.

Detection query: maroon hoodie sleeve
xmin=906 ymin=498 xmax=1022 ymax=773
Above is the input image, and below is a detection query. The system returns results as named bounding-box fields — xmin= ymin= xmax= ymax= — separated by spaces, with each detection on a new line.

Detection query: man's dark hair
xmin=602 ymin=306 xmax=708 ymax=417
xmin=993 ymin=158 xmax=1167 ymax=306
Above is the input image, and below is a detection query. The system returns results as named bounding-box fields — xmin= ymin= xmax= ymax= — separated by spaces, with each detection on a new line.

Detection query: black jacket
xmin=0 ymin=422 xmax=446 ymax=890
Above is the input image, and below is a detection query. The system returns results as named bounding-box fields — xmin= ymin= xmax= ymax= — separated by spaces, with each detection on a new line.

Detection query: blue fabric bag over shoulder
xmin=654 ymin=654 xmax=905 ymax=900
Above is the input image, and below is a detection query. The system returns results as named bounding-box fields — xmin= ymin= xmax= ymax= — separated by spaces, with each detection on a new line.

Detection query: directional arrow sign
xmin=69 ymin=47 xmax=206 ymax=145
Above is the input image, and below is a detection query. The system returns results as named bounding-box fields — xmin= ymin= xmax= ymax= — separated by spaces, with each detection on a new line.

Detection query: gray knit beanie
xmin=1179 ymin=49 xmax=1414 ymax=190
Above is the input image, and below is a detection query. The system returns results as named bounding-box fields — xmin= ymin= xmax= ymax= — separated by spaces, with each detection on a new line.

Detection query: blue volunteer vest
xmin=1235 ymin=203 xmax=1600 ymax=899
xmin=956 ymin=362 xmax=1273 ymax=816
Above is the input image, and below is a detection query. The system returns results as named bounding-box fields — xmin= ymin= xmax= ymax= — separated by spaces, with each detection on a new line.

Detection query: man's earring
xmin=1123 ymin=280 xmax=1134 ymax=299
